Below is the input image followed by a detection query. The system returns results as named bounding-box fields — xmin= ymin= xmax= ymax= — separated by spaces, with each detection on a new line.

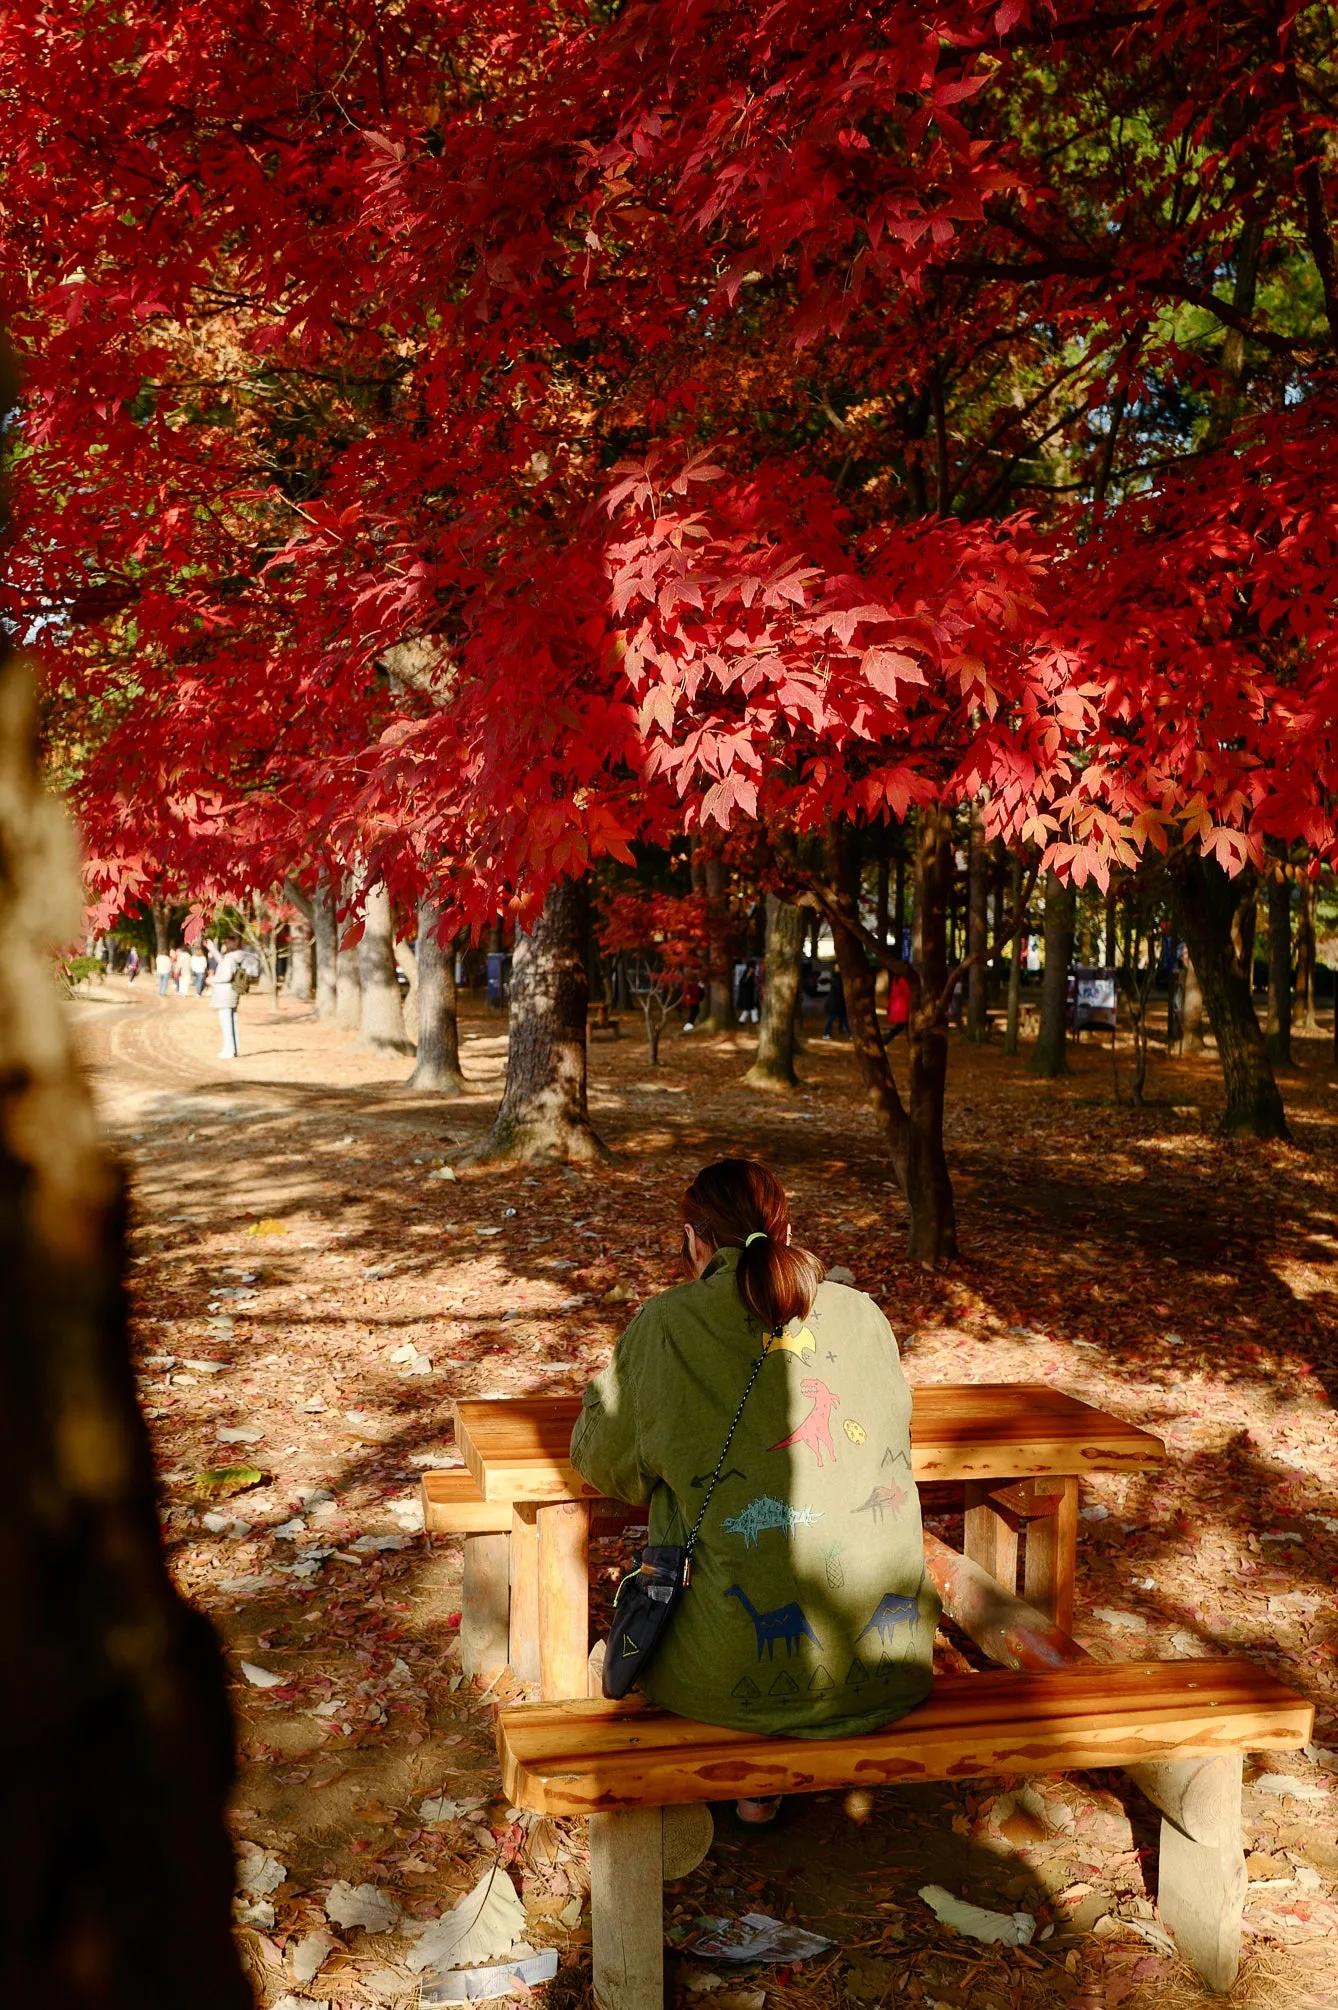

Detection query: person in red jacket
xmin=887 ymin=972 xmax=912 ymax=1042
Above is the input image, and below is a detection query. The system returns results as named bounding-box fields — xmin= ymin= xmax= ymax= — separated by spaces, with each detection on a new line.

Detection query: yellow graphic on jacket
xmin=767 ymin=1325 xmax=817 ymax=1360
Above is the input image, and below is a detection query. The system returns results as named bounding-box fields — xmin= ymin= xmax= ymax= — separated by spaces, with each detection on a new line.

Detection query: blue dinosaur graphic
xmin=722 ymin=1494 xmax=822 ymax=1548
xmin=858 ymin=1592 xmax=921 ymax=1653
xmin=726 ymin=1584 xmax=821 ymax=1661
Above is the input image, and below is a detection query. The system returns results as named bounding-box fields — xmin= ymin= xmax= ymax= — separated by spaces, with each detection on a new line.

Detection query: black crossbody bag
xmin=603 ymin=1343 xmax=770 ymax=1700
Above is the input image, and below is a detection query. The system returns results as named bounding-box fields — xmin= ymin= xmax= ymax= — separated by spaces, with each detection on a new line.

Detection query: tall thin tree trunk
xmin=875 ymin=841 xmax=890 ymax=947
xmin=1032 ymin=870 xmax=1074 ymax=1077
xmin=150 ymin=899 xmax=170 ymax=960
xmin=1180 ymin=954 xmax=1206 ymax=1054
xmin=893 ymin=828 xmax=907 ymax=947
xmin=1295 ymin=869 xmax=1320 ymax=1033
xmin=285 ymin=914 xmax=313 ymax=1000
xmin=699 ymin=850 xmax=734 ymax=1032
xmin=826 ymin=809 xmax=959 ymax=1265
xmin=311 ymin=872 xmax=337 ymax=1020
xmin=1174 ymin=856 xmax=1288 ymax=1139
xmin=1266 ymin=839 xmax=1293 ymax=1068
xmin=464 ymin=875 xmax=607 ymax=1164
xmin=966 ymin=802 xmax=988 ymax=1042
xmin=409 ymin=905 xmax=464 ymax=1093
xmin=0 ymin=650 xmax=249 ymax=2007
xmin=356 ymin=882 xmax=407 ymax=1052
xmin=335 ymin=873 xmax=362 ymax=1030
xmin=744 ymin=895 xmax=802 ymax=1091
xmin=1232 ymin=875 xmax=1258 ymax=993
xmin=1004 ymin=854 xmax=1024 ymax=1057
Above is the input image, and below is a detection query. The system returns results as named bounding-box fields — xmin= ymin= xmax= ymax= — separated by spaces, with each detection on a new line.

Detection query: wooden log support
xmin=589 ymin=1809 xmax=664 ymax=2010
xmin=1155 ymin=1753 xmax=1247 ymax=1993
xmin=509 ymin=1504 xmax=541 ymax=1688
xmin=459 ymin=1532 xmax=510 ymax=1688
xmin=538 ymin=1500 xmax=590 ymax=1700
xmin=963 ymin=1480 xmax=1020 ymax=1596
xmin=1022 ymin=1475 xmax=1078 ymax=1630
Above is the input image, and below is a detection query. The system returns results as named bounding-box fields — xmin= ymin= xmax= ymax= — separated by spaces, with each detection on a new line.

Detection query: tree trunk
xmin=285 ymin=913 xmax=314 ymax=1000
xmin=966 ymin=802 xmax=988 ymax=1041
xmin=408 ymin=906 xmax=464 ymax=1093
xmin=1004 ymin=854 xmax=1024 ymax=1057
xmin=1180 ymin=953 xmax=1206 ymax=1054
xmin=826 ymin=812 xmax=958 ymax=1265
xmin=699 ymin=850 xmax=734 ymax=1032
xmin=1173 ymin=856 xmax=1288 ymax=1139
xmin=744 ymin=894 xmax=802 ymax=1091
xmin=893 ymin=828 xmax=907 ymax=946
xmin=875 ymin=841 xmax=890 ymax=947
xmin=1266 ymin=841 xmax=1293 ymax=1067
xmin=150 ymin=899 xmax=170 ymax=960
xmin=356 ymin=882 xmax=408 ymax=1052
xmin=464 ymin=875 xmax=608 ymax=1164
xmin=335 ymin=873 xmax=362 ymax=1030
xmin=1232 ymin=875 xmax=1258 ymax=993
xmin=0 ymin=653 xmax=249 ymax=2007
xmin=1295 ymin=870 xmax=1320 ymax=1033
xmin=311 ymin=872 xmax=338 ymax=1020
xmin=1032 ymin=870 xmax=1074 ymax=1077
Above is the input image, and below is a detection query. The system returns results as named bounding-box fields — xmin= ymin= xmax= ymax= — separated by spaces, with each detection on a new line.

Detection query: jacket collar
xmin=701 ymin=1245 xmax=742 ymax=1280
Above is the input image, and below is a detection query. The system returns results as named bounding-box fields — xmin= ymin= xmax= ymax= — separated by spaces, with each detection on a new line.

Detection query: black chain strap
xmin=684 ymin=1337 xmax=772 ymax=1561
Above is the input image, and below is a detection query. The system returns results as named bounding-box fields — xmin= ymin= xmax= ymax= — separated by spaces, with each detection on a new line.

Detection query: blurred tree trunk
xmin=745 ymin=895 xmax=802 ymax=1090
xmin=311 ymin=871 xmax=338 ymax=1020
xmin=1004 ymin=854 xmax=1024 ymax=1057
xmin=280 ymin=882 xmax=314 ymax=1002
xmin=0 ymin=654 xmax=247 ymax=2007
xmin=1174 ymin=855 xmax=1287 ymax=1139
xmin=1295 ymin=871 xmax=1320 ymax=1034
xmin=334 ymin=872 xmax=362 ymax=1030
xmin=409 ymin=905 xmax=464 ymax=1093
xmin=966 ymin=803 xmax=988 ymax=1041
xmin=465 ymin=875 xmax=607 ymax=1163
xmin=1032 ymin=870 xmax=1074 ymax=1077
xmin=357 ymin=882 xmax=408 ymax=1052
xmin=1265 ymin=839 xmax=1293 ymax=1068
xmin=1180 ymin=953 xmax=1206 ymax=1053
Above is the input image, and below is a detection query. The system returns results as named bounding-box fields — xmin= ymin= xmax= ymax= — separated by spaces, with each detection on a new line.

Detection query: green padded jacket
xmin=570 ymin=1246 xmax=937 ymax=1736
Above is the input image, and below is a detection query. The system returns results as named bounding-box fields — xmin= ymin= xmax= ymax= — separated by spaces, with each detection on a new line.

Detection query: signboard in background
xmin=1074 ymin=966 xmax=1117 ymax=1031
xmin=485 ymin=951 xmax=512 ymax=1008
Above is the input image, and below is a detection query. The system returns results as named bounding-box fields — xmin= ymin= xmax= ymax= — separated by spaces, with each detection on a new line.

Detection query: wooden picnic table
xmin=442 ymin=1384 xmax=1166 ymax=1700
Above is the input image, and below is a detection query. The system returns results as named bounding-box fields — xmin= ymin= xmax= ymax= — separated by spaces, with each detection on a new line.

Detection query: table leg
xmin=963 ymin=1481 xmax=1019 ymax=1595
xmin=538 ymin=1499 xmax=591 ymax=1700
xmin=509 ymin=1504 xmax=541 ymax=1687
xmin=1022 ymin=1475 xmax=1078 ymax=1631
xmin=460 ymin=1531 xmax=510 ymax=1688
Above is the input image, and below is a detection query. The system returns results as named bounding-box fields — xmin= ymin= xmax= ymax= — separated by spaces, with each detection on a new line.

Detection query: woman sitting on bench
xmin=572 ymin=1157 xmax=938 ymax=1821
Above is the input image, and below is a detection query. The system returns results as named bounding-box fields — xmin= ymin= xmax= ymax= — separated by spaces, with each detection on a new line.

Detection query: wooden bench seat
xmin=498 ymin=1660 xmax=1311 ymax=2002
xmin=420 ymin=1468 xmax=514 ymax=1534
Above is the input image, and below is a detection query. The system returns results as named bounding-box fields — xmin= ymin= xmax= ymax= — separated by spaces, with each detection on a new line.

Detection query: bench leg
xmin=460 ymin=1531 xmax=510 ymax=1687
xmin=963 ymin=1481 xmax=1019 ymax=1595
xmin=509 ymin=1505 xmax=541 ymax=1687
xmin=538 ymin=1500 xmax=590 ymax=1700
xmin=590 ymin=1809 xmax=664 ymax=2010
xmin=1156 ymin=1753 xmax=1246 ymax=1994
xmin=1021 ymin=1476 xmax=1078 ymax=1631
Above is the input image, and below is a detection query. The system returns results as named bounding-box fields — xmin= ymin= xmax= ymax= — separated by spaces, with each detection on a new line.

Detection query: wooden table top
xmin=454 ymin=1383 xmax=1166 ymax=1504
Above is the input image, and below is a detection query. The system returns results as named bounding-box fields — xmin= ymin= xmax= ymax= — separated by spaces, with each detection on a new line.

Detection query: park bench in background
xmin=587 ymin=1000 xmax=621 ymax=1039
xmin=499 ymin=1659 xmax=1313 ymax=2005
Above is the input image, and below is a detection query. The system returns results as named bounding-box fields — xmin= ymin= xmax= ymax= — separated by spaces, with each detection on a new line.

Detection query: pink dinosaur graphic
xmin=770 ymin=1378 xmax=840 ymax=1468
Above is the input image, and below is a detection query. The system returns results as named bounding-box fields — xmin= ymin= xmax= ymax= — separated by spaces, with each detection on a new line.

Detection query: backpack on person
xmin=231 ymin=965 xmax=252 ymax=995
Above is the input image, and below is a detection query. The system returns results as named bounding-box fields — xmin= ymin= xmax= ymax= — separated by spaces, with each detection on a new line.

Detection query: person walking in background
xmin=822 ymin=961 xmax=849 ymax=1039
xmin=681 ymin=979 xmax=702 ymax=1033
xmin=886 ymin=972 xmax=911 ymax=1043
xmin=190 ymin=947 xmax=208 ymax=995
xmin=176 ymin=948 xmax=192 ymax=995
xmin=736 ymin=959 xmax=759 ymax=1025
xmin=208 ymin=935 xmax=258 ymax=1060
xmin=155 ymin=947 xmax=172 ymax=995
xmin=125 ymin=946 xmax=140 ymax=983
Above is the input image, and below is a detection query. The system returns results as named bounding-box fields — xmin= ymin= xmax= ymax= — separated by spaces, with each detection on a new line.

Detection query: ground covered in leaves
xmin=71 ymin=978 xmax=1338 ymax=2010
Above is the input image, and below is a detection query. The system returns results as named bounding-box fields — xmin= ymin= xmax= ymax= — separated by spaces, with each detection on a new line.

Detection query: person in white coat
xmin=208 ymin=937 xmax=258 ymax=1059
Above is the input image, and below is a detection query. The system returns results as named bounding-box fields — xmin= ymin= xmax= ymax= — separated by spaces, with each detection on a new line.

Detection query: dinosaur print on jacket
xmin=769 ymin=1378 xmax=840 ymax=1467
xmin=858 ymin=1592 xmax=921 ymax=1652
xmin=722 ymin=1494 xmax=823 ymax=1548
xmin=853 ymin=1483 xmax=909 ymax=1525
xmin=726 ymin=1584 xmax=821 ymax=1660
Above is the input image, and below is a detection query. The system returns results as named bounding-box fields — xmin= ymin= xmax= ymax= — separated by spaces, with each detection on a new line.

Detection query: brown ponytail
xmin=682 ymin=1158 xmax=824 ymax=1333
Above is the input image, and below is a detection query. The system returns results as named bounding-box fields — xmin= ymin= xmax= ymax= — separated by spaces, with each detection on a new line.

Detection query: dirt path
xmin=71 ymin=978 xmax=1338 ymax=2010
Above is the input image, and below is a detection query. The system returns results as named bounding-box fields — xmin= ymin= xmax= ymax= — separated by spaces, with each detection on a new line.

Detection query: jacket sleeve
xmin=570 ymin=1308 xmax=657 ymax=1505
